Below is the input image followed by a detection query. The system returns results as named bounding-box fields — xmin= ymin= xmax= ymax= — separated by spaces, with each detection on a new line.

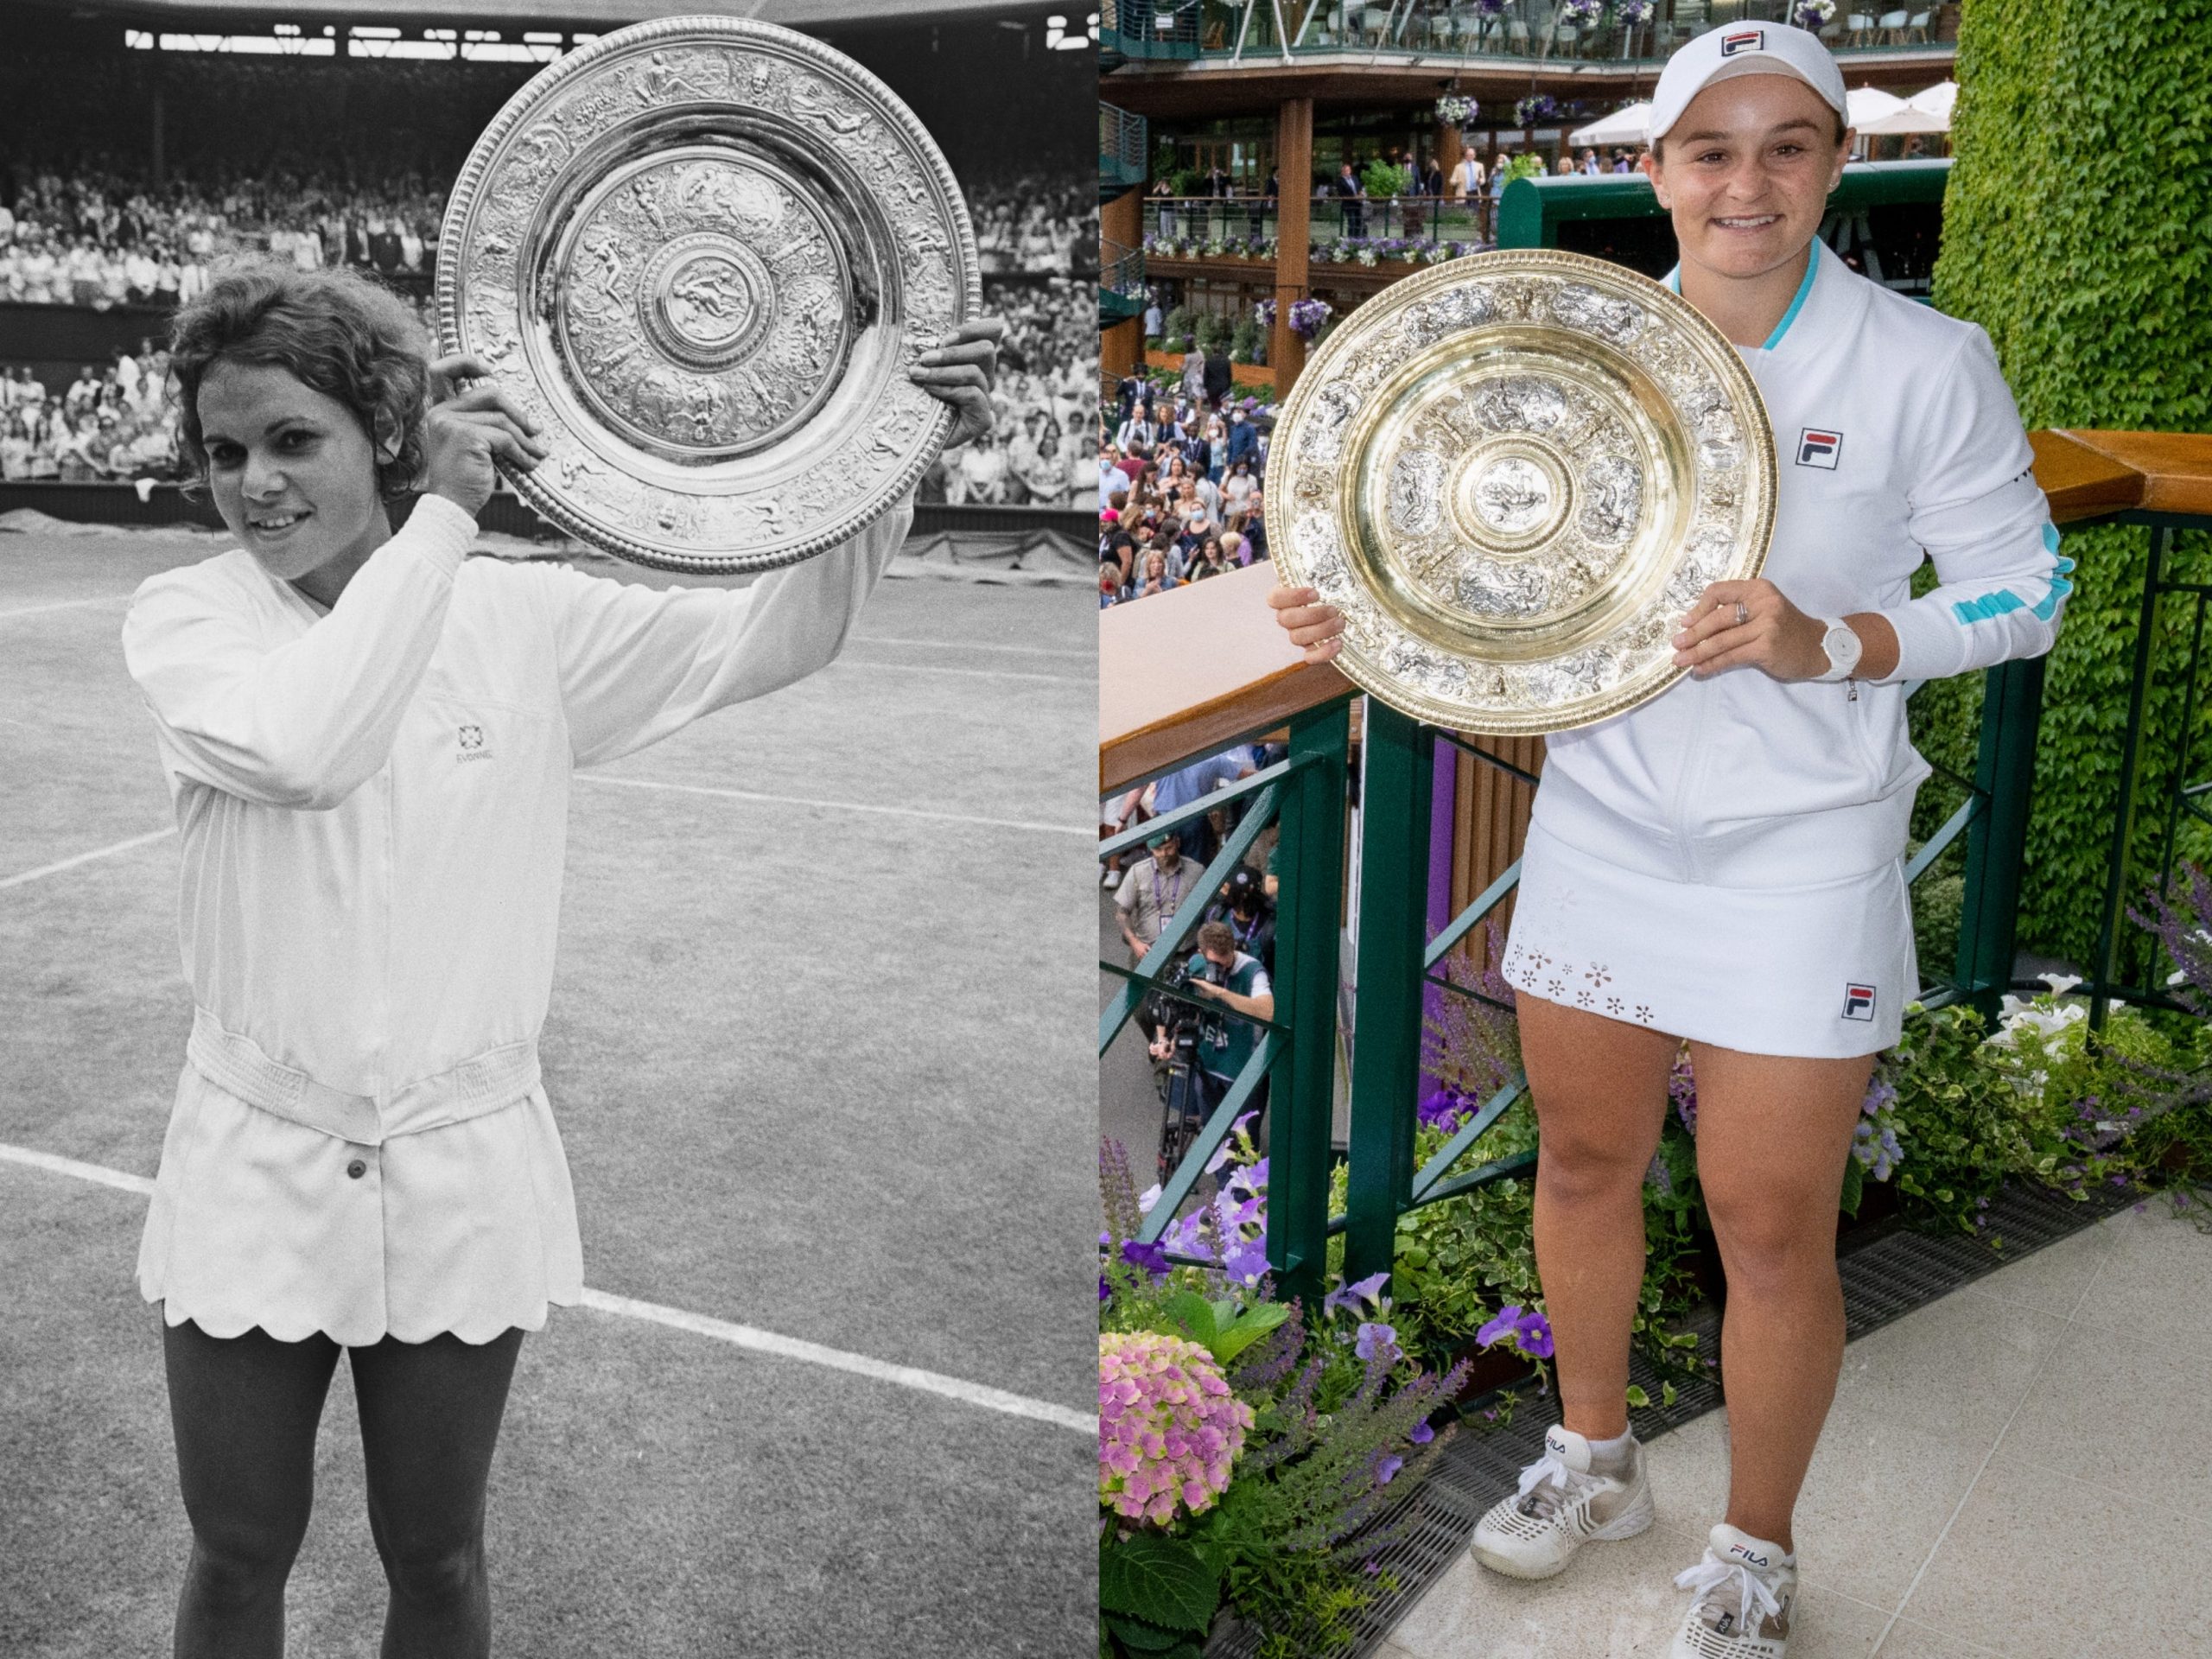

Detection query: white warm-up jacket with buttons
xmin=1532 ymin=238 xmax=2072 ymax=888
xmin=124 ymin=490 xmax=912 ymax=1344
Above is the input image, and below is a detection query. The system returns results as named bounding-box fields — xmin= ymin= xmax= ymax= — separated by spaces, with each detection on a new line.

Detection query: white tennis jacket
xmin=122 ymin=490 xmax=911 ymax=1344
xmin=1534 ymin=238 xmax=2072 ymax=888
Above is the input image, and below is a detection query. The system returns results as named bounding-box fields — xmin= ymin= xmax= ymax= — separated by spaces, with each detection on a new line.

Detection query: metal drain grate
xmin=1201 ymin=1177 xmax=2139 ymax=1658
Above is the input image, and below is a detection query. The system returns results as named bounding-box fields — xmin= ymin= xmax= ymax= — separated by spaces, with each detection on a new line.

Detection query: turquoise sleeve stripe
xmin=1948 ymin=529 xmax=2075 ymax=626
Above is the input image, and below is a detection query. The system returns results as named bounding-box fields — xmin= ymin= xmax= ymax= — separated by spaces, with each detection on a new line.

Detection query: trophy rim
xmin=435 ymin=13 xmax=981 ymax=575
xmin=1270 ymin=247 xmax=1777 ymax=736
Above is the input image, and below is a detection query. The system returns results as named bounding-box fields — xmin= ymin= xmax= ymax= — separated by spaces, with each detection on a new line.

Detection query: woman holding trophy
xmin=1268 ymin=26 xmax=2069 ymax=1659
xmin=116 ymin=15 xmax=1007 ymax=1650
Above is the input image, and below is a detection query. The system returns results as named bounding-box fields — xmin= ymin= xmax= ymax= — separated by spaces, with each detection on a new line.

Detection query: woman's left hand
xmin=910 ymin=317 xmax=1006 ymax=453
xmin=1671 ymin=579 xmax=1830 ymax=682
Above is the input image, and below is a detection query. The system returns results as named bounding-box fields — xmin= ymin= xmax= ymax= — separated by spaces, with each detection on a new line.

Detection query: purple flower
xmin=1408 ymin=1419 xmax=1434 ymax=1445
xmin=1100 ymin=1275 xmax=1111 ymax=1303
xmin=1374 ymin=1453 xmax=1404 ymax=1485
xmin=1477 ymin=1304 xmax=1554 ymax=1358
xmin=1221 ymin=1240 xmax=1271 ymax=1284
xmin=1476 ymin=1305 xmax=1523 ymax=1348
xmin=1121 ymin=1238 xmax=1170 ymax=1280
xmin=1325 ymin=1271 xmax=1391 ymax=1315
xmin=1355 ymin=1321 xmax=1398 ymax=1361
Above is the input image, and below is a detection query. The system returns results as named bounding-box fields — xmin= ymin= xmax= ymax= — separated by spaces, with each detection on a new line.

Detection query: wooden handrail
xmin=1100 ymin=431 xmax=2212 ymax=791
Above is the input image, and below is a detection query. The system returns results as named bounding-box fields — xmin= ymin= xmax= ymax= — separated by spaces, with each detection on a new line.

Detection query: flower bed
xmin=1099 ymin=883 xmax=2212 ymax=1652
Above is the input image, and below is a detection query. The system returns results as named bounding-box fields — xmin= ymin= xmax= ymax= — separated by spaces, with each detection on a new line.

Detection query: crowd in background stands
xmin=967 ymin=171 xmax=1095 ymax=275
xmin=1096 ymin=367 xmax=1271 ymax=607
xmin=918 ymin=276 xmax=1095 ymax=508
xmin=0 ymin=348 xmax=176 ymax=481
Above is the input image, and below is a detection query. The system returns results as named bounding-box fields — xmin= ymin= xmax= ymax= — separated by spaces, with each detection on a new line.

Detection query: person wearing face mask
xmin=1265 ymin=27 xmax=2069 ymax=1657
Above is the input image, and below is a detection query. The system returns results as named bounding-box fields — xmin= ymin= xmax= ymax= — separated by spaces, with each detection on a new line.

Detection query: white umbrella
xmin=1569 ymin=101 xmax=1653 ymax=148
xmin=1856 ymin=79 xmax=1956 ymax=134
xmin=1844 ymin=85 xmax=1909 ymax=129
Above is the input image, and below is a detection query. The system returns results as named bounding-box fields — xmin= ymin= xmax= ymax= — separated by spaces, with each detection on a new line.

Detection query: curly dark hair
xmin=168 ymin=260 xmax=430 ymax=500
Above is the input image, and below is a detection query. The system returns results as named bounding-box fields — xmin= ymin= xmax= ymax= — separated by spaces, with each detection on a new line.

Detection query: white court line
xmin=850 ymin=634 xmax=1091 ymax=660
xmin=577 ymin=772 xmax=1090 ymax=836
xmin=576 ymin=1288 xmax=1093 ymax=1434
xmin=834 ymin=658 xmax=1084 ymax=685
xmin=0 ymin=826 xmax=176 ymax=892
xmin=0 ymin=1143 xmax=155 ymax=1196
xmin=0 ymin=1141 xmax=1095 ymax=1437
xmin=0 ymin=594 xmax=132 ymax=621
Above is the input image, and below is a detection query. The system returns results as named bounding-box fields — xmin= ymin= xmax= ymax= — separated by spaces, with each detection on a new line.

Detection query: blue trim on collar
xmin=1760 ymin=249 xmax=1819 ymax=352
xmin=1659 ymin=251 xmax=1815 ymax=346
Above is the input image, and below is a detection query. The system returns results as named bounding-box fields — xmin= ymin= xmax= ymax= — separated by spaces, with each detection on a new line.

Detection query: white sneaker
xmin=1468 ymin=1424 xmax=1655 ymax=1580
xmin=1669 ymin=1522 xmax=1797 ymax=1658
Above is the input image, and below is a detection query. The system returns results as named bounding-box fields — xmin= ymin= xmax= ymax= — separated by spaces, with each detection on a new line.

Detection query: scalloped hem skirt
xmin=1500 ymin=818 xmax=1915 ymax=1059
xmin=138 ymin=1064 xmax=584 ymax=1346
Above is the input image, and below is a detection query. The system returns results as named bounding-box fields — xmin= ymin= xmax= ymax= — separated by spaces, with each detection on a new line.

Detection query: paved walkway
xmin=1379 ymin=1198 xmax=2211 ymax=1658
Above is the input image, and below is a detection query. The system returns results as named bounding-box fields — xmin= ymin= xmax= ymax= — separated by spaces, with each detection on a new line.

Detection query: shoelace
xmin=1674 ymin=1553 xmax=1783 ymax=1636
xmin=1512 ymin=1445 xmax=1596 ymax=1521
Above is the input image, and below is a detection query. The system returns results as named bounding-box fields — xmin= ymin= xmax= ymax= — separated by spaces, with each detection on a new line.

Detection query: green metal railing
xmin=1103 ymin=0 xmax=1204 ymax=60
xmin=1101 ymin=656 xmax=2048 ymax=1303
xmin=1102 ymin=102 xmax=1149 ymax=196
xmin=1111 ymin=0 xmax=1951 ymax=67
xmin=1101 ymin=238 xmax=1147 ymax=321
xmin=2089 ymin=515 xmax=2212 ymax=1027
xmin=1143 ymin=194 xmax=1497 ymax=252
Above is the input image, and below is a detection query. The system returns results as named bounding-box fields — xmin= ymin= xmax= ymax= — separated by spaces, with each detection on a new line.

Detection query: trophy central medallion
xmin=558 ymin=153 xmax=853 ymax=460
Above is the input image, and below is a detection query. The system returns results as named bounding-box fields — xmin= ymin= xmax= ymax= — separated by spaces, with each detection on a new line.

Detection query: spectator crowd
xmin=1096 ymin=356 xmax=1273 ymax=607
xmin=0 ymin=347 xmax=178 ymax=482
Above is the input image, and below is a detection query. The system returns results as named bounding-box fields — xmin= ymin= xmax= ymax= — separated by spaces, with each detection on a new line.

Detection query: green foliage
xmin=1159 ymin=305 xmax=1192 ymax=353
xmin=1360 ymin=159 xmax=1412 ymax=200
xmin=1100 ymin=1534 xmax=1219 ymax=1655
xmin=1194 ymin=310 xmax=1231 ymax=353
xmin=1171 ymin=167 xmax=1205 ymax=198
xmin=1229 ymin=315 xmax=1260 ymax=364
xmin=1932 ymin=0 xmax=2212 ymax=963
xmin=1160 ymin=1291 xmax=1293 ymax=1365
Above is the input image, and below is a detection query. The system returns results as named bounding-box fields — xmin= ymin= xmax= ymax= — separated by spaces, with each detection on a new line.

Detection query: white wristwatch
xmin=1814 ymin=617 xmax=1863 ymax=683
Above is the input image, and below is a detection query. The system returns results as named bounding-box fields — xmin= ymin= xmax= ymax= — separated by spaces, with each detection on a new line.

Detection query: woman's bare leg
xmin=1688 ymin=1043 xmax=1873 ymax=1553
xmin=351 ymin=1328 xmax=523 ymax=1659
xmin=162 ymin=1316 xmax=342 ymax=1659
xmin=1517 ymin=994 xmax=1677 ymax=1442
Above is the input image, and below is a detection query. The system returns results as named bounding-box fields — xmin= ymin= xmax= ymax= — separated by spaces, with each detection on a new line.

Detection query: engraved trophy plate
xmin=436 ymin=15 xmax=979 ymax=574
xmin=1269 ymin=250 xmax=1777 ymax=735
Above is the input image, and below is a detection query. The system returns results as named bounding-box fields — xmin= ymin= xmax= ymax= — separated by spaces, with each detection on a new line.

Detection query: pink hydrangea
xmin=1098 ymin=1332 xmax=1255 ymax=1526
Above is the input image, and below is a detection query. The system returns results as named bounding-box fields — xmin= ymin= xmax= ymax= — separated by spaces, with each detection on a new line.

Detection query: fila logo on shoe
xmin=1797 ymin=429 xmax=1843 ymax=468
xmin=1719 ymin=29 xmax=1764 ymax=54
xmin=1726 ymin=1543 xmax=1771 ymax=1568
xmin=1841 ymin=983 xmax=1877 ymax=1021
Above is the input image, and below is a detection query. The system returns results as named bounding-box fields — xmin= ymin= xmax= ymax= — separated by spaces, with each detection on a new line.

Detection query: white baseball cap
xmin=1647 ymin=23 xmax=1849 ymax=145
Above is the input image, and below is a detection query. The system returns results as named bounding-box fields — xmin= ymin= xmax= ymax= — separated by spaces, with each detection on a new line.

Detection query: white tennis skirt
xmin=1500 ymin=818 xmax=1916 ymax=1058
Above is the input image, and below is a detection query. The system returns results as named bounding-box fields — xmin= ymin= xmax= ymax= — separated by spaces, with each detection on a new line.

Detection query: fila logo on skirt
xmin=1797 ymin=429 xmax=1843 ymax=469
xmin=1841 ymin=982 xmax=1878 ymax=1021
xmin=1720 ymin=29 xmax=1764 ymax=55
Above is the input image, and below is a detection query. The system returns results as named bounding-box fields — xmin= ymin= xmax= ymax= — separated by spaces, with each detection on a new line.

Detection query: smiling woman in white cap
xmin=1268 ymin=23 xmax=2071 ymax=1659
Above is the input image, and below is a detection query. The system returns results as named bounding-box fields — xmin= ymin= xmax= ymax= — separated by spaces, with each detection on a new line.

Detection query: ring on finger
xmin=1732 ymin=600 xmax=1750 ymax=626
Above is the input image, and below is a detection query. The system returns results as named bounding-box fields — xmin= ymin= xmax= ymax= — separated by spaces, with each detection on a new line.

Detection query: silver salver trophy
xmin=435 ymin=15 xmax=980 ymax=575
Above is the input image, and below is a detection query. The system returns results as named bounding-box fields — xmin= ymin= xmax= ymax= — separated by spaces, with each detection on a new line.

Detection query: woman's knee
xmin=1702 ymin=1185 xmax=1838 ymax=1294
xmin=376 ymin=1529 xmax=486 ymax=1607
xmin=182 ymin=1513 xmax=308 ymax=1606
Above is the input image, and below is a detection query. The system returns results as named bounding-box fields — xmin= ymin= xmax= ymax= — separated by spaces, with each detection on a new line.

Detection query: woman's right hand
xmin=1267 ymin=584 xmax=1344 ymax=665
xmin=421 ymin=352 xmax=550 ymax=517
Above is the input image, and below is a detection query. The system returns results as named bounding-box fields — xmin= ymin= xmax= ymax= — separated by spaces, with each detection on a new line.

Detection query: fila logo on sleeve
xmin=1841 ymin=983 xmax=1877 ymax=1021
xmin=1720 ymin=29 xmax=1764 ymax=55
xmin=1797 ymin=429 xmax=1842 ymax=469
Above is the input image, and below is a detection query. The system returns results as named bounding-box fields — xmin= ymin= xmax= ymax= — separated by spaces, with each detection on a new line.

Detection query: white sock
xmin=1586 ymin=1428 xmax=1634 ymax=1471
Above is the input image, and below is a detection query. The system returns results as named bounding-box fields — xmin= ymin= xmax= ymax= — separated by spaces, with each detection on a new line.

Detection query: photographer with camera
xmin=1150 ymin=919 xmax=1274 ymax=1122
xmin=1205 ymin=866 xmax=1275 ymax=978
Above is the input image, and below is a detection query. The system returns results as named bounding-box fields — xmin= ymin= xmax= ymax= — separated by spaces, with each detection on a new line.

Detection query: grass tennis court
xmin=0 ymin=521 xmax=1095 ymax=1656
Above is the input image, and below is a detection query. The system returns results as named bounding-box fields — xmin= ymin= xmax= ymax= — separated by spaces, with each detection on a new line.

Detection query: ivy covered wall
xmin=1923 ymin=0 xmax=2212 ymax=967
